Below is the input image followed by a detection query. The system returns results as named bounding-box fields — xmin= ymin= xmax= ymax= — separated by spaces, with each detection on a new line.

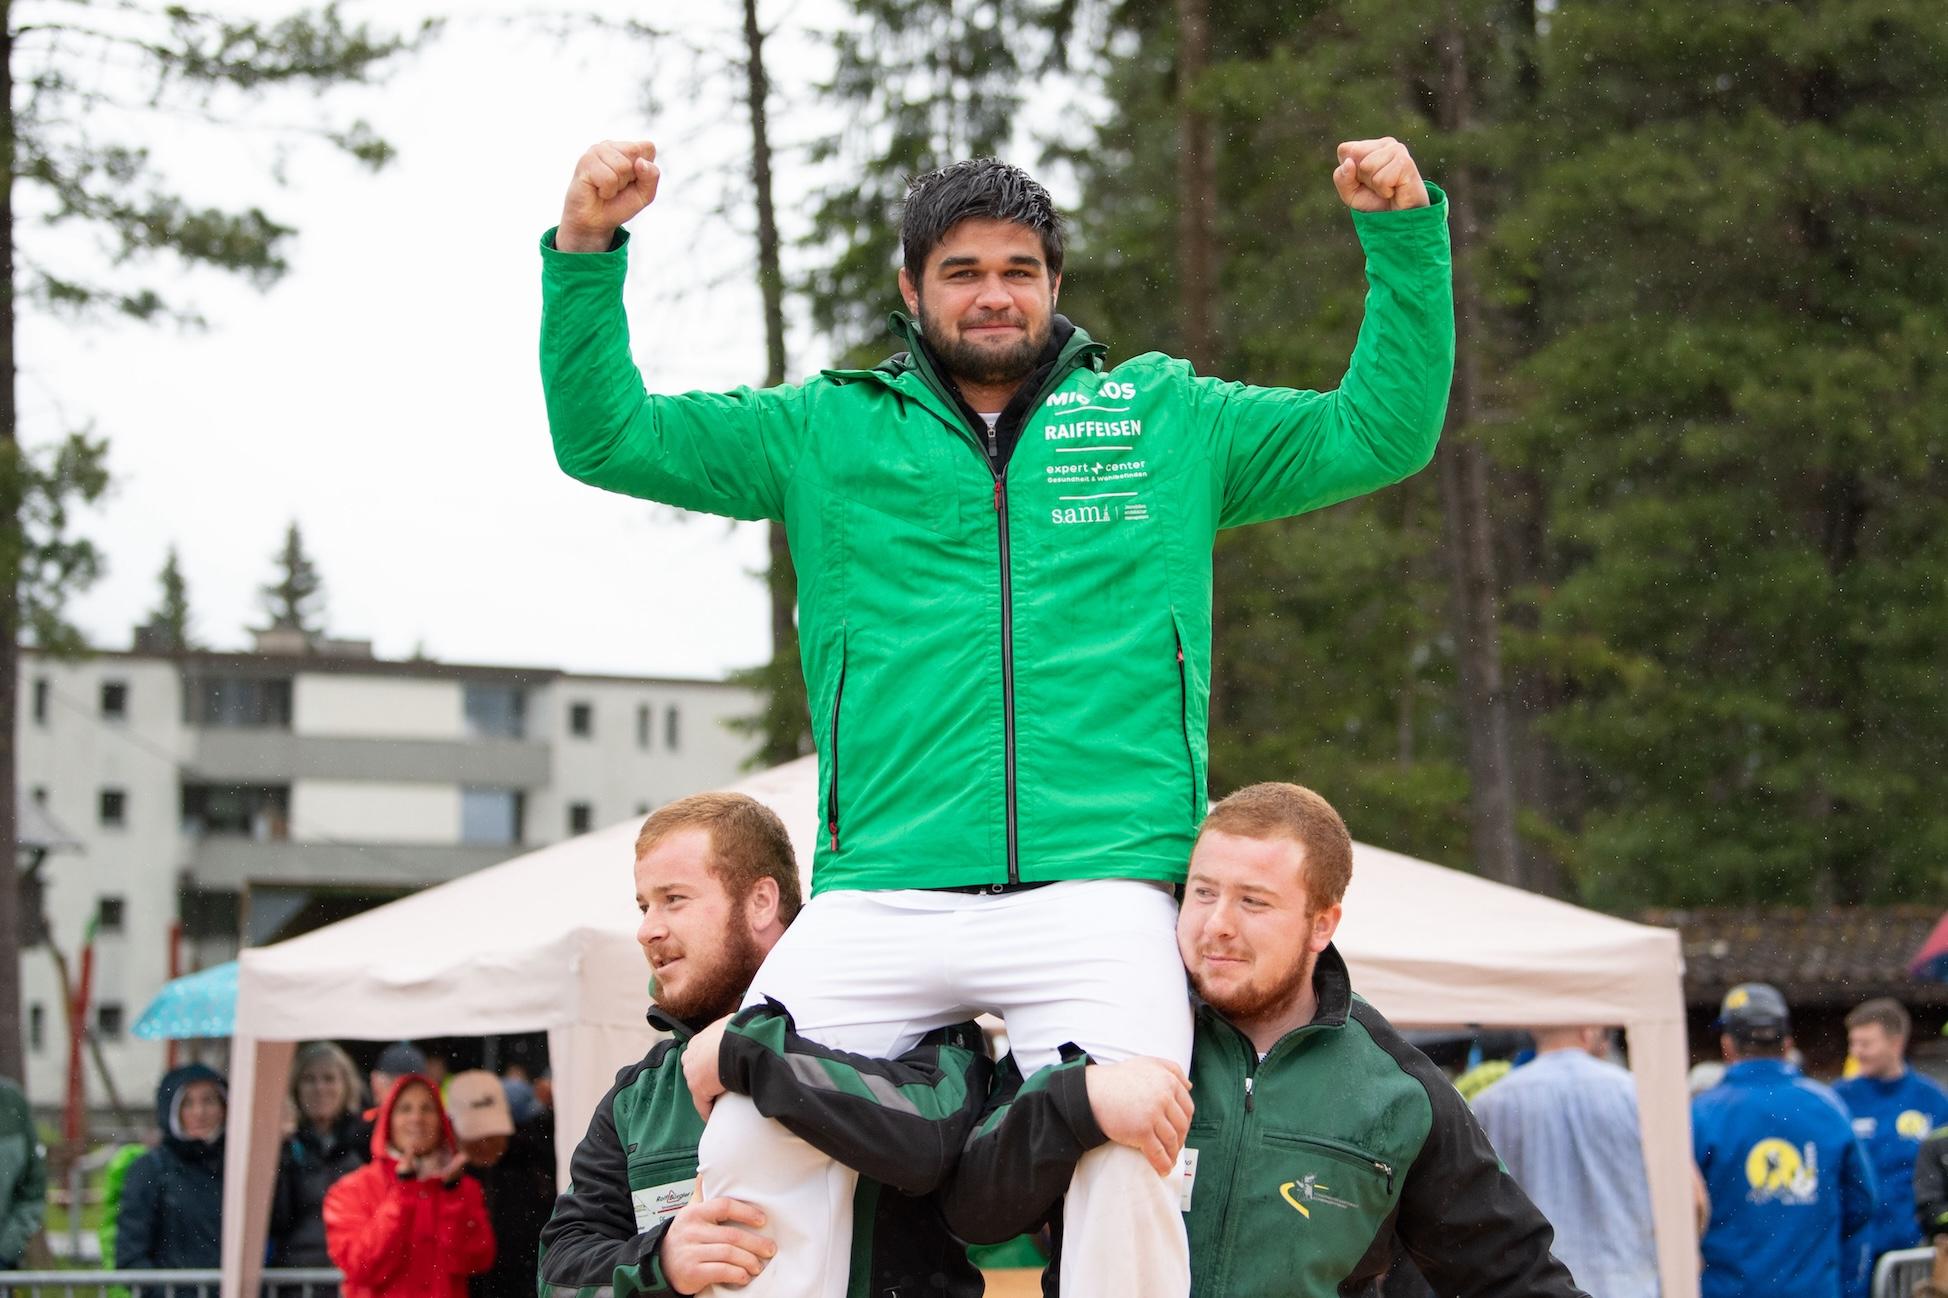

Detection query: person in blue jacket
xmin=1693 ymin=983 xmax=1876 ymax=1298
xmin=1834 ymin=998 xmax=1948 ymax=1273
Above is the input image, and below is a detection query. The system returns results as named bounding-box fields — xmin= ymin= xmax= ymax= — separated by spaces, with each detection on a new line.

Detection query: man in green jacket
xmin=541 ymin=137 xmax=1452 ymax=1298
xmin=939 ymin=783 xmax=1587 ymax=1298
xmin=0 ymin=1076 xmax=45 ymax=1269
xmin=538 ymin=791 xmax=987 ymax=1298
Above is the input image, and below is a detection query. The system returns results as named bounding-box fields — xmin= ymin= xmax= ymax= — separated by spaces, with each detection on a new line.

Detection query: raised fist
xmin=1333 ymin=137 xmax=1430 ymax=212
xmin=557 ymin=139 xmax=661 ymax=252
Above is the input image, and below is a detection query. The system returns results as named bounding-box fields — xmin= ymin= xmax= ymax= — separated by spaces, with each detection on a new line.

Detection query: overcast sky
xmin=21 ymin=0 xmax=867 ymax=680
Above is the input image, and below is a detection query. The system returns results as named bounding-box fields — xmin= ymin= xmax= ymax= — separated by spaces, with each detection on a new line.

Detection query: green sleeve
xmin=538 ymin=228 xmax=806 ymax=522
xmin=0 ymin=1126 xmax=45 ymax=1262
xmin=1206 ymin=185 xmax=1454 ymax=529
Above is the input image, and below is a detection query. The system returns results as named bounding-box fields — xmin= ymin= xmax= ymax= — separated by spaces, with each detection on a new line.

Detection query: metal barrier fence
xmin=1874 ymin=1246 xmax=1936 ymax=1298
xmin=0 ymin=1270 xmax=342 ymax=1298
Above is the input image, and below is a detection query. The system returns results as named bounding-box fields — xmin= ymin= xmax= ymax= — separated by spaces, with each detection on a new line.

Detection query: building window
xmin=32 ymin=678 xmax=48 ymax=725
xmin=665 ymin=706 xmax=680 ymax=752
xmin=101 ymin=680 xmax=129 ymax=720
xmin=568 ymin=702 xmax=594 ymax=739
xmin=180 ymin=784 xmax=290 ymax=840
xmin=567 ymin=802 xmax=594 ymax=835
xmin=99 ymin=788 xmax=128 ymax=829
xmin=637 ymin=704 xmax=652 ymax=750
xmin=461 ymin=788 xmax=526 ymax=847
xmin=28 ymin=1004 xmax=43 ymax=1053
xmin=464 ymin=684 xmax=527 ymax=740
xmin=189 ymin=676 xmax=292 ymax=728
xmin=97 ymin=897 xmax=126 ymax=936
xmin=96 ymin=1003 xmax=125 ymax=1042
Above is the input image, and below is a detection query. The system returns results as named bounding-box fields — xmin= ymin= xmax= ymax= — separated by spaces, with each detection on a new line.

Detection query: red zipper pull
xmin=829 ymin=820 xmax=839 ymax=851
xmin=993 ymin=478 xmax=1003 ymax=511
xmin=1178 ymin=647 xmax=1185 ymax=664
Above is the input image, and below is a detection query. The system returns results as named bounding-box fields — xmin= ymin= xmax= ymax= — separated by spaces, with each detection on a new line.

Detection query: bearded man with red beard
xmin=538 ymin=793 xmax=988 ymax=1298
xmin=940 ymin=783 xmax=1590 ymax=1298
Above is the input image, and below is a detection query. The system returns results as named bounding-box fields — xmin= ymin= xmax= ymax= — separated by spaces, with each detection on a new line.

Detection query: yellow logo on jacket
xmin=1745 ymin=1138 xmax=1819 ymax=1204
xmin=1900 ymin=1110 xmax=1933 ymax=1140
xmin=1280 ymin=1175 xmax=1355 ymax=1219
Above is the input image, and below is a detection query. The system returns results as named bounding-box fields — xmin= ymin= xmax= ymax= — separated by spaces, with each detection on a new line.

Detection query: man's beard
xmin=652 ymin=919 xmax=764 ymax=1025
xmin=919 ymin=297 xmax=1051 ymax=388
xmin=1193 ymin=947 xmax=1317 ymax=1025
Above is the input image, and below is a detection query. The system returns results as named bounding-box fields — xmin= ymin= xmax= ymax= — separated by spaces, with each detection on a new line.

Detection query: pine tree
xmin=260 ymin=521 xmax=326 ymax=636
xmin=146 ymin=547 xmax=196 ymax=652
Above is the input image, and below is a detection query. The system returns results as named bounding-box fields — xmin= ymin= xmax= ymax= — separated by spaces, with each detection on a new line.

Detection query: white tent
xmin=220 ymin=755 xmax=1696 ymax=1298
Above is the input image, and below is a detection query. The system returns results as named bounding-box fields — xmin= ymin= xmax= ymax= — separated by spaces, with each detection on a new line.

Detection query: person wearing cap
xmin=373 ymin=1042 xmax=430 ymax=1110
xmin=444 ymin=1071 xmax=552 ymax=1298
xmin=1693 ymin=983 xmax=1876 ymax=1298
xmin=1833 ymin=999 xmax=1948 ymax=1274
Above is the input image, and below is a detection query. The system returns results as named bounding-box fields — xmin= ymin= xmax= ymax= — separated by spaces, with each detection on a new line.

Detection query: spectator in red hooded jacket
xmin=323 ymin=1074 xmax=495 ymax=1298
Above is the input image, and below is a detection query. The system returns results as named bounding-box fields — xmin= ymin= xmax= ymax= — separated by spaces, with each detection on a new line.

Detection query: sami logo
xmin=1899 ymin=1110 xmax=1933 ymax=1140
xmin=1278 ymin=1175 xmax=1355 ymax=1219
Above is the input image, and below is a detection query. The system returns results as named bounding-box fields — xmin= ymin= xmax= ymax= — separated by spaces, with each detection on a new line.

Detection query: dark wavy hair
xmin=901 ymin=158 xmax=1065 ymax=281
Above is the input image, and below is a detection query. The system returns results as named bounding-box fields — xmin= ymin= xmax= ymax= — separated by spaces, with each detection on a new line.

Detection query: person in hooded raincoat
xmin=323 ymin=1073 xmax=494 ymax=1298
xmin=116 ymin=1063 xmax=227 ymax=1298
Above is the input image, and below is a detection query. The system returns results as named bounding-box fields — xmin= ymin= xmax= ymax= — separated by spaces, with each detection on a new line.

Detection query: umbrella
xmin=1910 ymin=914 xmax=1948 ymax=983
xmin=133 ymin=962 xmax=238 ymax=1040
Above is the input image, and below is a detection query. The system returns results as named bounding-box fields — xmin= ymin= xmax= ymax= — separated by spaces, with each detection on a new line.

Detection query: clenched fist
xmin=1333 ymin=137 xmax=1429 ymax=212
xmin=556 ymin=139 xmax=661 ymax=253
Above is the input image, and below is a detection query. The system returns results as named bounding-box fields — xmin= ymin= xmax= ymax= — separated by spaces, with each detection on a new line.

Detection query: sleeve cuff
xmin=540 ymin=226 xmax=632 ymax=258
xmin=1350 ymin=183 xmax=1450 ymax=239
xmin=1048 ymin=1062 xmax=1110 ymax=1151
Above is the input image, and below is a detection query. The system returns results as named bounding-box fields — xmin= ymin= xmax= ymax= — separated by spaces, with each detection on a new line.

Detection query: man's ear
xmin=898 ymin=266 xmax=920 ymax=314
xmin=1309 ymin=902 xmax=1343 ymax=954
xmin=1050 ymin=271 xmax=1062 ymax=307
xmin=745 ymin=876 xmax=781 ymax=933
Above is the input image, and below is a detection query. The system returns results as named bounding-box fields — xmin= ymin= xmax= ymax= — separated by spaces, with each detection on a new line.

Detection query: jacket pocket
xmin=627 ymin=1150 xmax=699 ymax=1235
xmin=824 ymin=632 xmax=848 ymax=852
xmin=1262 ymin=1132 xmax=1396 ymax=1194
xmin=1171 ymin=610 xmax=1204 ymax=824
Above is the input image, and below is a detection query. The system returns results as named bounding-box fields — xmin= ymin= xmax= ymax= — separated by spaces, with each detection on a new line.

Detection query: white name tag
xmin=632 ymin=1179 xmax=694 ymax=1233
xmin=1177 ymin=1147 xmax=1200 ymax=1212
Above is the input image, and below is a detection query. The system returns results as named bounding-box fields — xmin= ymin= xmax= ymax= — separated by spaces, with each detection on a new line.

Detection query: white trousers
xmin=698 ymin=879 xmax=1193 ymax=1298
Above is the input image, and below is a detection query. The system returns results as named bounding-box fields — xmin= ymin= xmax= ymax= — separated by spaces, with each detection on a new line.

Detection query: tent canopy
xmin=221 ymin=755 xmax=1695 ymax=1298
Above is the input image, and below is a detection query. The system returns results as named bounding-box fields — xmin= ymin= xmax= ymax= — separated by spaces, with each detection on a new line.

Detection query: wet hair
xmin=635 ymin=792 xmax=803 ymax=925
xmin=1846 ymin=997 xmax=1912 ymax=1039
xmin=901 ymin=159 xmax=1065 ymax=282
xmin=1199 ymin=783 xmax=1355 ymax=913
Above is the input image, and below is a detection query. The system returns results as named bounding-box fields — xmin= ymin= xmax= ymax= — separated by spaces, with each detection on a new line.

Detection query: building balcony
xmin=189 ymin=730 xmax=550 ymax=788
xmin=186 ymin=836 xmax=519 ymax=889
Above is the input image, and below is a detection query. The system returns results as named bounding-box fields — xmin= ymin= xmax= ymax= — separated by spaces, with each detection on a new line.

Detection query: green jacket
xmin=538 ymin=1002 xmax=989 ymax=1298
xmin=0 ymin=1078 xmax=45 ymax=1264
xmin=942 ymin=947 xmax=1585 ymax=1298
xmin=540 ymin=194 xmax=1452 ymax=893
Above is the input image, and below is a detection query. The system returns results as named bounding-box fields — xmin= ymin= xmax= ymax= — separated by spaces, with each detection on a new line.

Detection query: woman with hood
xmin=270 ymin=1041 xmax=370 ymax=1269
xmin=324 ymin=1073 xmax=495 ymax=1298
xmin=116 ymin=1063 xmax=227 ymax=1296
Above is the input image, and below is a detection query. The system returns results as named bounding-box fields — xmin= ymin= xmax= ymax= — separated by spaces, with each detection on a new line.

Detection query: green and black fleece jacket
xmin=939 ymin=946 xmax=1588 ymax=1298
xmin=538 ymin=1000 xmax=991 ymax=1298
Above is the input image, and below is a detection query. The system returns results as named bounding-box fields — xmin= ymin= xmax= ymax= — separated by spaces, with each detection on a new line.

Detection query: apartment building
xmin=14 ymin=631 xmax=757 ymax=1106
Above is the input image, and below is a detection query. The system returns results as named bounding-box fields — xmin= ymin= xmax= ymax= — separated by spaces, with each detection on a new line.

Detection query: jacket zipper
xmin=1175 ymin=625 xmax=1197 ymax=822
xmin=1213 ymin=1044 xmax=1259 ymax=1289
xmin=991 ymin=451 xmax=1020 ymax=884
xmin=826 ymin=658 xmax=846 ymax=852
